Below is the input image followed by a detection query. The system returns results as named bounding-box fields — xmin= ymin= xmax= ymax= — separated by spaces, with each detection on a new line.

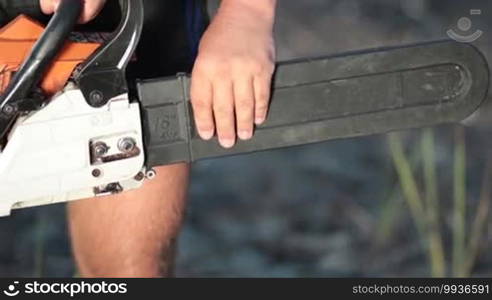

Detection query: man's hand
xmin=191 ymin=0 xmax=276 ymax=148
xmin=40 ymin=0 xmax=106 ymax=24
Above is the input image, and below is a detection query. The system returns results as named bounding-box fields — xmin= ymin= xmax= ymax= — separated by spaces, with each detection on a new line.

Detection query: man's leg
xmin=67 ymin=163 xmax=190 ymax=277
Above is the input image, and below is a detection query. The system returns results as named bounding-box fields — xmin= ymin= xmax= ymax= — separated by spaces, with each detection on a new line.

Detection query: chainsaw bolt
xmin=118 ymin=137 xmax=137 ymax=153
xmin=2 ymin=104 xmax=16 ymax=115
xmin=134 ymin=172 xmax=145 ymax=181
xmin=89 ymin=90 xmax=104 ymax=106
xmin=93 ymin=142 xmax=109 ymax=157
xmin=146 ymin=169 xmax=157 ymax=180
xmin=92 ymin=169 xmax=102 ymax=178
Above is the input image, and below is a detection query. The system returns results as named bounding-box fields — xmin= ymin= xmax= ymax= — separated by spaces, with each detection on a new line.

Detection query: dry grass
xmin=388 ymin=127 xmax=490 ymax=277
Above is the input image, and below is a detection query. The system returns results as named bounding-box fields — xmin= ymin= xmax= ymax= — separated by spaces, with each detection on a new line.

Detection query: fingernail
xmin=255 ymin=117 xmax=265 ymax=125
xmin=220 ymin=138 xmax=235 ymax=149
xmin=199 ymin=130 xmax=214 ymax=140
xmin=238 ymin=130 xmax=252 ymax=140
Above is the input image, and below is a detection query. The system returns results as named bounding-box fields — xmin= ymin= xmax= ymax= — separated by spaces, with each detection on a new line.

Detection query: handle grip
xmin=0 ymin=0 xmax=82 ymax=140
xmin=0 ymin=0 xmax=82 ymax=110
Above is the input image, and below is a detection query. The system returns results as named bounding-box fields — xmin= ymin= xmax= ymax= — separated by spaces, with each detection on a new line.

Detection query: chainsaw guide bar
xmin=138 ymin=41 xmax=489 ymax=167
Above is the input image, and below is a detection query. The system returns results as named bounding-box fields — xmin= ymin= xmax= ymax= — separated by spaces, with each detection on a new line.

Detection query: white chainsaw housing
xmin=0 ymin=86 xmax=146 ymax=216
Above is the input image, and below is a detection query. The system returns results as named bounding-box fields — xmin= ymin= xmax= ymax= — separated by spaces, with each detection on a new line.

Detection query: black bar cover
xmin=138 ymin=41 xmax=489 ymax=167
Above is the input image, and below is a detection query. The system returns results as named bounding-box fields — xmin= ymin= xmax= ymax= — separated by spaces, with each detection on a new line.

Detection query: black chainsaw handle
xmin=0 ymin=0 xmax=82 ymax=140
xmin=75 ymin=0 xmax=144 ymax=107
xmin=0 ymin=0 xmax=82 ymax=111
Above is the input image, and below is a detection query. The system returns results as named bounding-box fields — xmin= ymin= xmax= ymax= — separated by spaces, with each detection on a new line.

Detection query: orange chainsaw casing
xmin=0 ymin=15 xmax=100 ymax=95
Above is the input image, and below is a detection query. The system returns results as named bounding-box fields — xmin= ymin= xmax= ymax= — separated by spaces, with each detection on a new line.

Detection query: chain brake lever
xmin=74 ymin=0 xmax=144 ymax=108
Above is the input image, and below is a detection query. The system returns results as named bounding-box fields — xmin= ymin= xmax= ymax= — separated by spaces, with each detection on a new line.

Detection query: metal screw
xmin=146 ymin=169 xmax=157 ymax=180
xmin=92 ymin=169 xmax=102 ymax=178
xmin=134 ymin=172 xmax=145 ymax=181
xmin=93 ymin=142 xmax=109 ymax=157
xmin=118 ymin=137 xmax=137 ymax=153
xmin=2 ymin=105 xmax=16 ymax=115
xmin=89 ymin=90 xmax=104 ymax=106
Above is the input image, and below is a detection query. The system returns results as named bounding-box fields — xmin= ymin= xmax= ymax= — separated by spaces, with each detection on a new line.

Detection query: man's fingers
xmin=79 ymin=0 xmax=106 ymax=24
xmin=254 ymin=74 xmax=273 ymax=125
xmin=40 ymin=0 xmax=60 ymax=14
xmin=233 ymin=77 xmax=255 ymax=140
xmin=40 ymin=0 xmax=106 ymax=24
xmin=79 ymin=10 xmax=96 ymax=24
xmin=190 ymin=76 xmax=215 ymax=140
xmin=213 ymin=81 xmax=236 ymax=148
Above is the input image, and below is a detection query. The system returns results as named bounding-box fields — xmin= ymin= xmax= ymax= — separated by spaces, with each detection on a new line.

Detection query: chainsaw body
xmin=0 ymin=0 xmax=489 ymax=216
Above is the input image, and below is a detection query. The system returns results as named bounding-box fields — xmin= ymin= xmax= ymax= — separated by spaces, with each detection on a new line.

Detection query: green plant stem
xmin=375 ymin=188 xmax=404 ymax=246
xmin=421 ymin=129 xmax=446 ymax=277
xmin=376 ymin=148 xmax=423 ymax=246
xmin=464 ymin=160 xmax=491 ymax=276
xmin=452 ymin=127 xmax=467 ymax=277
xmin=388 ymin=133 xmax=426 ymax=245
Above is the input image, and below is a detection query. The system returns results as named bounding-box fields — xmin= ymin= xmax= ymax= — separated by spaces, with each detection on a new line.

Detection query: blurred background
xmin=1 ymin=0 xmax=492 ymax=277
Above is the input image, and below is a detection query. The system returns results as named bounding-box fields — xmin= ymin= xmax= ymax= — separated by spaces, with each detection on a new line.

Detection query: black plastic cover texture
xmin=138 ymin=41 xmax=489 ymax=167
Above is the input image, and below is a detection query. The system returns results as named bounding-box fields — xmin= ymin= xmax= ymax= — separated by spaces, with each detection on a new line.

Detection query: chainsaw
xmin=0 ymin=0 xmax=489 ymax=216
